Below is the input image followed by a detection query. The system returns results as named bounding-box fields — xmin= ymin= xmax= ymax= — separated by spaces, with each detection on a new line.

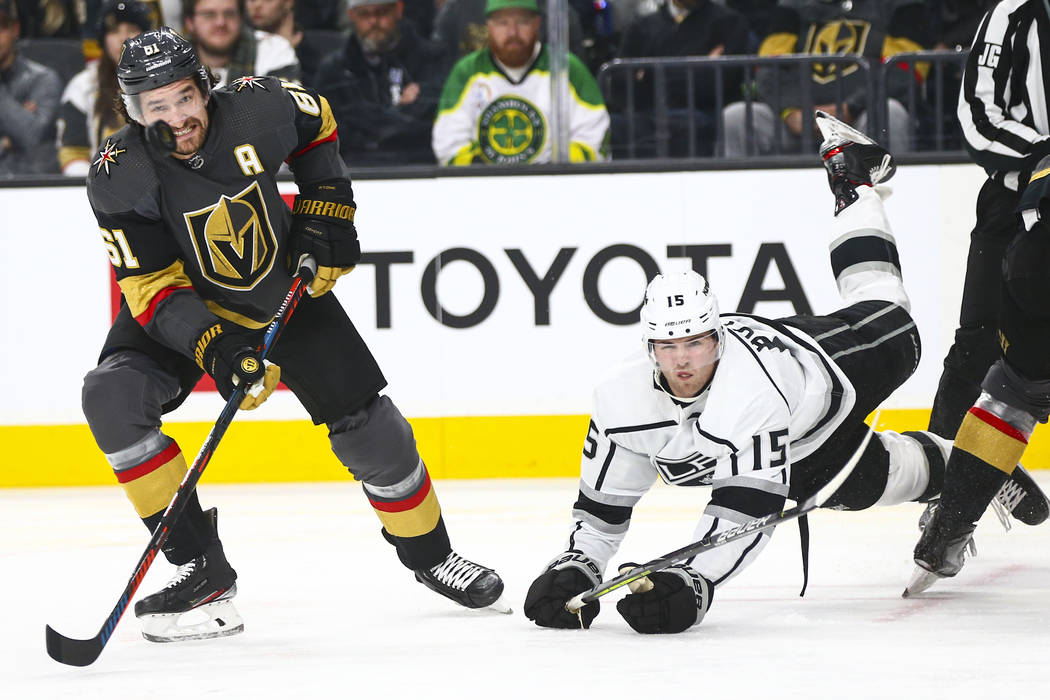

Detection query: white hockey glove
xmin=615 ymin=562 xmax=713 ymax=634
xmin=523 ymin=551 xmax=602 ymax=629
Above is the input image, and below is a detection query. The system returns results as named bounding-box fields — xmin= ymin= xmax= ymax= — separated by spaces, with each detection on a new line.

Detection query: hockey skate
xmin=815 ymin=110 xmax=896 ymax=214
xmin=134 ymin=508 xmax=243 ymax=642
xmin=989 ymin=464 xmax=1049 ymax=528
xmin=904 ymin=466 xmax=1048 ymax=597
xmin=414 ymin=552 xmax=512 ymax=614
xmin=904 ymin=504 xmax=977 ymax=597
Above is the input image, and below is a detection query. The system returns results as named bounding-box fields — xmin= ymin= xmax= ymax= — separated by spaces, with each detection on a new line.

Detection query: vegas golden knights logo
xmin=803 ymin=20 xmax=871 ymax=84
xmin=184 ymin=182 xmax=278 ymax=290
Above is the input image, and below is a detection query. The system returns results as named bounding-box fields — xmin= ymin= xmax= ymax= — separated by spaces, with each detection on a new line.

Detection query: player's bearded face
xmin=486 ymin=9 xmax=540 ymax=68
xmin=651 ymin=332 xmax=720 ymax=397
xmin=138 ymin=79 xmax=211 ymax=157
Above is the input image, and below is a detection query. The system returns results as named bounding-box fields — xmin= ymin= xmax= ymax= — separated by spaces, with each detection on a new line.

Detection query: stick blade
xmin=46 ymin=625 xmax=104 ymax=667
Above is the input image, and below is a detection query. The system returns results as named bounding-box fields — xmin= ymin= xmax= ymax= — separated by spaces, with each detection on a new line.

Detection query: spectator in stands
xmin=721 ymin=0 xmax=932 ymax=157
xmin=433 ymin=0 xmax=609 ymax=165
xmin=0 ymin=0 xmax=61 ymax=175
xmin=13 ymin=0 xmax=79 ymax=37
xmin=931 ymin=0 xmax=994 ymax=50
xmin=726 ymin=0 xmax=777 ymax=46
xmin=294 ymin=0 xmax=341 ymax=29
xmin=315 ymin=0 xmax=447 ymax=166
xmin=57 ymin=0 xmax=153 ymax=176
xmin=919 ymin=0 xmax=993 ymax=151
xmin=402 ymin=0 xmax=436 ymax=38
xmin=183 ymin=0 xmax=300 ymax=85
xmin=79 ymin=0 xmax=163 ymax=61
xmin=432 ymin=0 xmax=583 ymax=63
xmin=611 ymin=0 xmax=751 ymax=157
xmin=245 ymin=0 xmax=326 ymax=85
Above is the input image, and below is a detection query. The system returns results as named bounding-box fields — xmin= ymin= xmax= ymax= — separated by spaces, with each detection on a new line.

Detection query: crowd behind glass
xmin=0 ymin=0 xmax=995 ymax=177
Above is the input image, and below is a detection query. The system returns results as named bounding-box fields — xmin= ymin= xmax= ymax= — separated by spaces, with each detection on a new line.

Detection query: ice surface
xmin=6 ymin=477 xmax=1049 ymax=697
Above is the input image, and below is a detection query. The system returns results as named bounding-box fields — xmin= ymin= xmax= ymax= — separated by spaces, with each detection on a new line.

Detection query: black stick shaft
xmin=46 ymin=261 xmax=316 ymax=667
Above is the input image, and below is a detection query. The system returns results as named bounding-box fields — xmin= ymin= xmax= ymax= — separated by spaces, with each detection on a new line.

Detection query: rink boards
xmin=4 ymin=164 xmax=1048 ymax=486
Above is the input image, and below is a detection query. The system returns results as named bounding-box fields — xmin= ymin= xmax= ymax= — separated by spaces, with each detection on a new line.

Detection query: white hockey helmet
xmin=640 ymin=270 xmax=724 ymax=365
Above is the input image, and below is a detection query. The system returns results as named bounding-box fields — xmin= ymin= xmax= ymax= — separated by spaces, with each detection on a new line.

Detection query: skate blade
xmin=478 ymin=594 xmax=513 ymax=615
xmin=139 ymin=600 xmax=244 ymax=642
xmin=902 ymin=566 xmax=943 ymax=598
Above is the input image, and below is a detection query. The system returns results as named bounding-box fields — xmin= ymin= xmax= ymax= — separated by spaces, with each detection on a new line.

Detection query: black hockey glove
xmin=615 ymin=563 xmax=713 ymax=634
xmin=523 ymin=552 xmax=602 ymax=629
xmin=290 ymin=179 xmax=360 ymax=297
xmin=193 ymin=322 xmax=281 ymax=410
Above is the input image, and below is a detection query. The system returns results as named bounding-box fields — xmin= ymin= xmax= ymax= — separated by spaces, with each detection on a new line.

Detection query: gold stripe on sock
xmin=119 ymin=450 xmax=189 ymax=517
xmin=954 ymin=410 xmax=1027 ymax=475
xmin=372 ymin=487 xmax=442 ymax=538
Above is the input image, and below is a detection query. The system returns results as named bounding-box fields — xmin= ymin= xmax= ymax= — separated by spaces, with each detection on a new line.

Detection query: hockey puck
xmin=145 ymin=120 xmax=176 ymax=158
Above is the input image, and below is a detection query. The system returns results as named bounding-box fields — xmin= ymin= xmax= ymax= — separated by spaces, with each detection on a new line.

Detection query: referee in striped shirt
xmin=909 ymin=0 xmax=1050 ymax=591
xmin=930 ymin=0 xmax=1050 ymax=438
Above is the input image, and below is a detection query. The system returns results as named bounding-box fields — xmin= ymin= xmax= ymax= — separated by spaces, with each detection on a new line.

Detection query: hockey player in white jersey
xmin=523 ymin=112 xmax=1048 ymax=634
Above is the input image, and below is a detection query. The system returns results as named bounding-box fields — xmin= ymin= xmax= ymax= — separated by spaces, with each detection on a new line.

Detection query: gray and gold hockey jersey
xmin=86 ymin=76 xmax=348 ymax=361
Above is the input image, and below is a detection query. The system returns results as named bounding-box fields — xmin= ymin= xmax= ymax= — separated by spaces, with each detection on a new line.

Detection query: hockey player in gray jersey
xmin=523 ymin=112 xmax=1048 ymax=634
xmin=78 ymin=27 xmax=507 ymax=645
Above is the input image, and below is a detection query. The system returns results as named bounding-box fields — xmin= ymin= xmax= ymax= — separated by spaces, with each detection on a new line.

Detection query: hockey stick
xmin=565 ymin=411 xmax=881 ymax=614
xmin=45 ymin=257 xmax=318 ymax=667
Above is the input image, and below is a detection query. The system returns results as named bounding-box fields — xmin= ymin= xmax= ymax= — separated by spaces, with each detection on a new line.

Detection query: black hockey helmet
xmin=118 ymin=26 xmax=211 ymax=120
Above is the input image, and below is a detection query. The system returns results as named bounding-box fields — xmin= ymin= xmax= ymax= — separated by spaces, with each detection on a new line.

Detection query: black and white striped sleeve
xmin=565 ymin=418 xmax=657 ymax=575
xmin=687 ymin=415 xmax=791 ymax=587
xmin=958 ymin=1 xmax=1050 ymax=177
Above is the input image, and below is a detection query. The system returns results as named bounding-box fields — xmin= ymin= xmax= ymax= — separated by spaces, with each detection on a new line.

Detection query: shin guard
xmin=108 ymin=432 xmax=211 ymax=565
xmin=940 ymin=397 xmax=1034 ymax=524
xmin=366 ymin=462 xmax=451 ymax=570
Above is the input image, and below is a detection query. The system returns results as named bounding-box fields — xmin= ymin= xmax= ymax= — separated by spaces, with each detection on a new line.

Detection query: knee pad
xmin=82 ymin=351 xmax=181 ymax=453
xmin=980 ymin=360 xmax=1049 ymax=424
xmin=328 ymin=395 xmax=420 ymax=486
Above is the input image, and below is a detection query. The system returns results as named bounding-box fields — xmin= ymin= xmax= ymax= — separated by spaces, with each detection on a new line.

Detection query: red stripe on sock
xmin=368 ymin=471 xmax=433 ymax=513
xmin=968 ymin=406 xmax=1029 ymax=444
xmin=115 ymin=441 xmax=182 ymax=483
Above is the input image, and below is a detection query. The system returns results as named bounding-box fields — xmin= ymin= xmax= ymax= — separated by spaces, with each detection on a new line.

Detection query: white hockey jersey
xmin=570 ymin=313 xmax=856 ymax=588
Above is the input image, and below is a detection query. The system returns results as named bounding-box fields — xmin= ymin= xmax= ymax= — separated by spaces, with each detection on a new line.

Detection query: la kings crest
xmin=183 ymin=181 xmax=278 ymax=290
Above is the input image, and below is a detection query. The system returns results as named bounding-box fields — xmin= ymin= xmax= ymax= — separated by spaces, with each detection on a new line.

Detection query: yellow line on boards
xmin=3 ymin=410 xmax=1047 ymax=488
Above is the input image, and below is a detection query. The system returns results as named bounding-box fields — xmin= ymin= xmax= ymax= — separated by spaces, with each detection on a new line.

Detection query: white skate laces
xmin=991 ymin=480 xmax=1027 ymax=532
xmin=163 ymin=560 xmax=198 ymax=589
xmin=428 ymin=552 xmax=487 ymax=591
xmin=869 ymin=154 xmax=895 ymax=187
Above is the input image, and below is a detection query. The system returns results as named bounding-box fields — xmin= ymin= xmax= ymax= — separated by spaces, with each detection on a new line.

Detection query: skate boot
xmin=989 ymin=464 xmax=1050 ymax=528
xmin=415 ymin=551 xmax=511 ymax=614
xmin=815 ymin=110 xmax=896 ymax=214
xmin=904 ymin=503 xmax=977 ymax=597
xmin=134 ymin=508 xmax=242 ymax=642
